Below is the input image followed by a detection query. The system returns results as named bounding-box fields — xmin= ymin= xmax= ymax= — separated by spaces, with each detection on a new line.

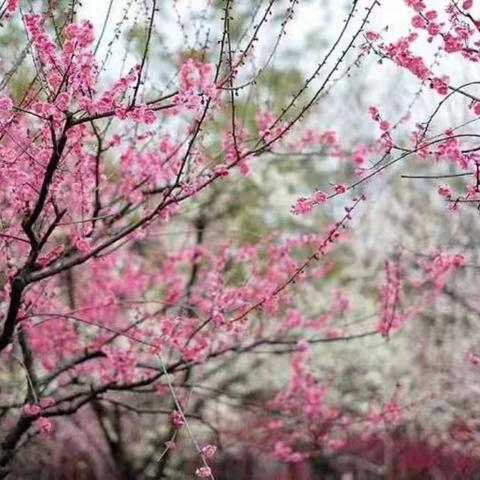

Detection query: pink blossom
xmin=452 ymin=254 xmax=465 ymax=267
xmin=201 ymin=444 xmax=217 ymax=459
xmin=171 ymin=410 xmax=184 ymax=427
xmin=214 ymin=164 xmax=229 ymax=176
xmin=291 ymin=197 xmax=314 ymax=215
xmin=39 ymin=397 xmax=55 ymax=409
xmin=369 ymin=106 xmax=380 ymax=121
xmin=314 ymin=191 xmax=328 ymax=203
xmin=468 ymin=352 xmax=480 ymax=365
xmin=353 ymin=145 xmax=368 ymax=165
xmin=286 ymin=309 xmax=303 ymax=328
xmin=379 ymin=120 xmax=390 ymax=132
xmin=274 ymin=441 xmax=306 ymax=463
xmin=195 ymin=466 xmax=212 ymax=478
xmin=370 ymin=400 xmax=403 ymax=426
xmin=432 ymin=76 xmax=449 ymax=96
xmin=405 ymin=0 xmax=426 ymax=12
xmin=325 ymin=328 xmax=341 ymax=339
xmin=411 ymin=15 xmax=426 ymax=29
xmin=438 ymin=184 xmax=452 ymax=197
xmin=333 ymin=291 xmax=350 ymax=314
xmin=0 ymin=96 xmax=13 ymax=118
xmin=444 ymin=33 xmax=464 ymax=53
xmin=320 ymin=130 xmax=337 ymax=145
xmin=6 ymin=0 xmax=19 ymax=16
xmin=35 ymin=417 xmax=53 ymax=435
xmin=365 ymin=31 xmax=380 ymax=42
xmin=24 ymin=404 xmax=41 ymax=416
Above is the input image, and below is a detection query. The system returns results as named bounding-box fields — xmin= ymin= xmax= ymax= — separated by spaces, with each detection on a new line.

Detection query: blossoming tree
xmin=0 ymin=0 xmax=480 ymax=478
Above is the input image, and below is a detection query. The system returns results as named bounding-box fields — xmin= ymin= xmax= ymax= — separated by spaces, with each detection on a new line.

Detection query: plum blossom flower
xmin=24 ymin=404 xmax=41 ymax=416
xmin=438 ymin=184 xmax=452 ymax=198
xmin=468 ymin=352 xmax=480 ymax=365
xmin=314 ymin=191 xmax=328 ymax=203
xmin=171 ymin=410 xmax=184 ymax=427
xmin=195 ymin=466 xmax=212 ymax=478
xmin=201 ymin=444 xmax=217 ymax=459
xmin=0 ymin=96 xmax=13 ymax=118
xmin=35 ymin=417 xmax=53 ymax=435
xmin=291 ymin=197 xmax=314 ymax=215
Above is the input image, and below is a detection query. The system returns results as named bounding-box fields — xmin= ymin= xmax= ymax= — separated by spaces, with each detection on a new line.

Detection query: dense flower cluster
xmin=0 ymin=1 xmax=478 ymax=478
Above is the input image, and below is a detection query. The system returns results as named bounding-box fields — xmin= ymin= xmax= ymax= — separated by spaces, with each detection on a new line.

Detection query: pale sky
xmin=77 ymin=0 xmax=479 ymax=140
xmin=78 ymin=0 xmax=412 ymax=62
